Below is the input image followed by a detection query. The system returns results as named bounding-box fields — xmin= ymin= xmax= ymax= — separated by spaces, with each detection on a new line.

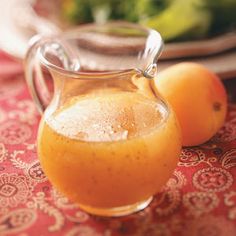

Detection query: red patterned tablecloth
xmin=0 ymin=51 xmax=236 ymax=236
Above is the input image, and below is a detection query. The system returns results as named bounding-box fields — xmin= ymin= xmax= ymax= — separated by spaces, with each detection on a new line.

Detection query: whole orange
xmin=154 ymin=62 xmax=227 ymax=146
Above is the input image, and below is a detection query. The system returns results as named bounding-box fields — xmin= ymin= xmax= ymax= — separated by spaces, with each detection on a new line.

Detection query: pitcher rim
xmin=36 ymin=21 xmax=163 ymax=80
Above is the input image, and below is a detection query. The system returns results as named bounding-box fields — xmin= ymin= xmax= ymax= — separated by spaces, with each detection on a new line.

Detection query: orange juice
xmin=38 ymin=91 xmax=181 ymax=216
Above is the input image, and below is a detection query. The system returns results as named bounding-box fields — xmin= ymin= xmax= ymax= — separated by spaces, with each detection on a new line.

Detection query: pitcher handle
xmin=24 ymin=35 xmax=52 ymax=114
xmin=24 ymin=35 xmax=76 ymax=114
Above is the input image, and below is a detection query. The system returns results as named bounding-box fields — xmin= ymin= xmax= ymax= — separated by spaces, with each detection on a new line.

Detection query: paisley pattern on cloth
xmin=0 ymin=51 xmax=236 ymax=236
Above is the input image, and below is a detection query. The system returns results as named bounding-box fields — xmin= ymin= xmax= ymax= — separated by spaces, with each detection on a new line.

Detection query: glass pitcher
xmin=24 ymin=22 xmax=182 ymax=217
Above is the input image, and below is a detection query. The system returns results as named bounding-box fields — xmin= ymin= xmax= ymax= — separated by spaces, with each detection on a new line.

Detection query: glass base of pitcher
xmin=78 ymin=196 xmax=153 ymax=217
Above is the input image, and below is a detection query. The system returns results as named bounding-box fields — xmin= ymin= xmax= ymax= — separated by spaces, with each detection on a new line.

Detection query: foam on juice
xmin=46 ymin=92 xmax=168 ymax=142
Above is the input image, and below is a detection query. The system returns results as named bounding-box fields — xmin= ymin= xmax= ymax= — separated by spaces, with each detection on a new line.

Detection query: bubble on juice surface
xmin=46 ymin=92 xmax=168 ymax=142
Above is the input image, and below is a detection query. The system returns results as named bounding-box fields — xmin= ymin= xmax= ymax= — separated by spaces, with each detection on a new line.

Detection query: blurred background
xmin=0 ymin=0 xmax=236 ymax=79
xmin=60 ymin=0 xmax=236 ymax=42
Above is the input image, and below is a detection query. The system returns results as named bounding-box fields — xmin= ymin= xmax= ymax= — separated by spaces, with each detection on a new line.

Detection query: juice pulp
xmin=38 ymin=91 xmax=181 ymax=211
